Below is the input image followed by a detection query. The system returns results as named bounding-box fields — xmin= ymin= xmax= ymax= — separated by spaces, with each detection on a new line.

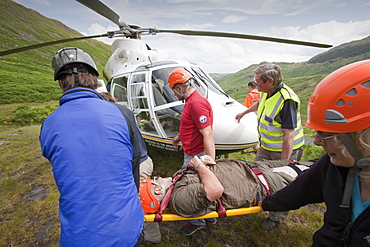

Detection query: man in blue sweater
xmin=40 ymin=47 xmax=144 ymax=246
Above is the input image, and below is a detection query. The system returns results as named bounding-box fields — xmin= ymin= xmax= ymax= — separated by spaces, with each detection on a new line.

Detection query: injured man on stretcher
xmin=139 ymin=155 xmax=312 ymax=219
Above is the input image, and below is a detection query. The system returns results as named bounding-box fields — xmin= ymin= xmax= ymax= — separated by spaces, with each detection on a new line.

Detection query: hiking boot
xmin=261 ymin=218 xmax=280 ymax=231
xmin=179 ymin=222 xmax=205 ymax=236
xmin=206 ymin=218 xmax=217 ymax=225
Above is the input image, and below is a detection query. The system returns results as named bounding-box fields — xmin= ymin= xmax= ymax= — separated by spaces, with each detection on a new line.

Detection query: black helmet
xmin=52 ymin=47 xmax=99 ymax=80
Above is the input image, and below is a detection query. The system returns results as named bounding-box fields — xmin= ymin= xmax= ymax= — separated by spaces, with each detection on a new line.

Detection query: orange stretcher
xmin=144 ymin=206 xmax=261 ymax=222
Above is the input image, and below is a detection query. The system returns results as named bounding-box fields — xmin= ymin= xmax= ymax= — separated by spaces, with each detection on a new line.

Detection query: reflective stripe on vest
xmin=257 ymin=84 xmax=304 ymax=151
xmin=249 ymin=91 xmax=260 ymax=103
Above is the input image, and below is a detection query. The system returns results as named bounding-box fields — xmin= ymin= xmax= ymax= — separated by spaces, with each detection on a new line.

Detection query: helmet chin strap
xmin=338 ymin=133 xmax=370 ymax=208
xmin=338 ymin=133 xmax=370 ymax=168
xmin=173 ymin=82 xmax=191 ymax=101
xmin=72 ymin=67 xmax=79 ymax=85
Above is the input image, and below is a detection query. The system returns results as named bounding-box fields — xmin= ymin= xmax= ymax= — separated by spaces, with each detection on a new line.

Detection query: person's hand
xmin=172 ymin=134 xmax=180 ymax=147
xmin=235 ymin=112 xmax=245 ymax=123
xmin=188 ymin=156 xmax=202 ymax=170
xmin=258 ymin=200 xmax=269 ymax=214
xmin=200 ymin=155 xmax=216 ymax=165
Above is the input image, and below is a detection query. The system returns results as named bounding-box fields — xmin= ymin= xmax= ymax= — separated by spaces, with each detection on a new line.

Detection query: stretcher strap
xmin=216 ymin=198 xmax=227 ymax=218
xmin=154 ymin=173 xmax=183 ymax=222
xmin=250 ymin=166 xmax=271 ymax=195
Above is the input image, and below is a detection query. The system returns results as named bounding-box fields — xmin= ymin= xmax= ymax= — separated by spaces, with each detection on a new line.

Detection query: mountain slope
xmin=0 ymin=0 xmax=111 ymax=104
xmin=309 ymin=36 xmax=370 ymax=64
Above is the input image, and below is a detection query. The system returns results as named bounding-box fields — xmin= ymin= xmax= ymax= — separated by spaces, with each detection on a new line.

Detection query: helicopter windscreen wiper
xmin=191 ymin=67 xmax=229 ymax=99
xmin=183 ymin=68 xmax=208 ymax=97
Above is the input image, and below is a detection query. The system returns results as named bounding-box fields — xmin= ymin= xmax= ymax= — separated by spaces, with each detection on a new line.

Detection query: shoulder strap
xmin=154 ymin=172 xmax=184 ymax=222
xmin=241 ymin=160 xmax=271 ymax=195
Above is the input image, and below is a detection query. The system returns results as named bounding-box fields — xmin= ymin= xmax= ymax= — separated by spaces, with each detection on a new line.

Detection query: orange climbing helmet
xmin=167 ymin=68 xmax=193 ymax=89
xmin=306 ymin=60 xmax=370 ymax=133
xmin=138 ymin=177 xmax=160 ymax=214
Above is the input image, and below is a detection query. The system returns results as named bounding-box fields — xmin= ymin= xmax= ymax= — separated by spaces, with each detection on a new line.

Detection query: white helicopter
xmin=0 ymin=0 xmax=332 ymax=155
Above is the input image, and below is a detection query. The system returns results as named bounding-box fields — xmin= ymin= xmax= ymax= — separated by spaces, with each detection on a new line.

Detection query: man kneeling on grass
xmin=139 ymin=155 xmax=311 ymax=235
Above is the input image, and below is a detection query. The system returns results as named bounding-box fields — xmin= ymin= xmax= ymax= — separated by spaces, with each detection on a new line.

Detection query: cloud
xmin=33 ymin=0 xmax=50 ymax=6
xmin=266 ymin=20 xmax=370 ymax=46
xmin=222 ymin=15 xmax=248 ymax=23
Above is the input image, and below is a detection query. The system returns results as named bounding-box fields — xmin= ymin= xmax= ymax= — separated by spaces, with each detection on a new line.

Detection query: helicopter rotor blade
xmin=154 ymin=29 xmax=332 ymax=48
xmin=76 ymin=0 xmax=122 ymax=28
xmin=0 ymin=33 xmax=110 ymax=57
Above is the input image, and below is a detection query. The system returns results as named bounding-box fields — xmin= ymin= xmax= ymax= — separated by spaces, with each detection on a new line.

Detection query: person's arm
xmin=235 ymin=102 xmax=258 ymax=122
xmin=199 ymin=126 xmax=215 ymax=160
xmin=172 ymin=133 xmax=181 ymax=147
xmin=188 ymin=156 xmax=223 ymax=201
xmin=279 ymin=99 xmax=298 ymax=159
xmin=281 ymin=128 xmax=294 ymax=160
xmin=261 ymin=155 xmax=327 ymax=212
xmin=243 ymin=94 xmax=251 ymax=107
xmin=114 ymin=104 xmax=143 ymax=189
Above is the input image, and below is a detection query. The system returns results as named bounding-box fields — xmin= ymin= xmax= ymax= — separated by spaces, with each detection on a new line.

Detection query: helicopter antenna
xmin=148 ymin=55 xmax=153 ymax=66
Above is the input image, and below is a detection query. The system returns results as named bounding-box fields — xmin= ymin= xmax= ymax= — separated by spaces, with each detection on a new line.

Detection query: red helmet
xmin=306 ymin=60 xmax=370 ymax=133
xmin=167 ymin=68 xmax=193 ymax=89
xmin=138 ymin=177 xmax=160 ymax=214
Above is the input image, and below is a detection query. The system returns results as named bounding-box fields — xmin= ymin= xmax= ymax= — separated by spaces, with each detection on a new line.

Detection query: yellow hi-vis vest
xmin=257 ymin=84 xmax=305 ymax=152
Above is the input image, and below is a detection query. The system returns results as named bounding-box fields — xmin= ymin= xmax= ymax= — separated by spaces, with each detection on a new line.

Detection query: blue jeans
xmin=189 ymin=218 xmax=216 ymax=226
xmin=182 ymin=152 xmax=205 ymax=168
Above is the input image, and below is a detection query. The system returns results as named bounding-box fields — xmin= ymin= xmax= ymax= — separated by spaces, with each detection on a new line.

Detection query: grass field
xmin=0 ymin=103 xmax=326 ymax=246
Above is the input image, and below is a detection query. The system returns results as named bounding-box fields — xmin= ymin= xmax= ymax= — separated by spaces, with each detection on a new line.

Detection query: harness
xmin=240 ymin=159 xmax=311 ymax=196
xmin=153 ymin=167 xmax=227 ymax=222
xmin=244 ymin=161 xmax=272 ymax=195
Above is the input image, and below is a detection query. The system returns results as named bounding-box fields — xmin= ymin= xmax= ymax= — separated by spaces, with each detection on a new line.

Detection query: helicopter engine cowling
xmin=104 ymin=39 xmax=160 ymax=79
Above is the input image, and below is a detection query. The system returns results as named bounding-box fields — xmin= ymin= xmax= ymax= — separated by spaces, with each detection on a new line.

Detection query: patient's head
xmin=139 ymin=177 xmax=172 ymax=214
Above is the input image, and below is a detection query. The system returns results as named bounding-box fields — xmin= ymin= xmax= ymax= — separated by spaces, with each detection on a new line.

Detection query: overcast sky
xmin=12 ymin=0 xmax=370 ymax=73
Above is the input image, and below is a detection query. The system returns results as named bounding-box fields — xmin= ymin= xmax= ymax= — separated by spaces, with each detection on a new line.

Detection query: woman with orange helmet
xmin=261 ymin=60 xmax=370 ymax=247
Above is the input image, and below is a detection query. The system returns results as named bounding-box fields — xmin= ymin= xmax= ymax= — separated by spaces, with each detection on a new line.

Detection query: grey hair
xmin=333 ymin=127 xmax=370 ymax=160
xmin=254 ymin=64 xmax=283 ymax=86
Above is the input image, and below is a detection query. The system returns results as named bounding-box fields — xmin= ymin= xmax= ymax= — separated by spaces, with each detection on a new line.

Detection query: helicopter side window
xmin=151 ymin=76 xmax=168 ymax=106
xmin=111 ymin=76 xmax=129 ymax=103
xmin=154 ymin=108 xmax=181 ymax=138
xmin=136 ymin=111 xmax=156 ymax=133
xmin=152 ymin=68 xmax=181 ymax=104
xmin=131 ymin=73 xmax=148 ymax=109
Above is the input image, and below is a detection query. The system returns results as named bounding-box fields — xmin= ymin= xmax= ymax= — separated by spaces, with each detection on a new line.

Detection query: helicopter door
xmin=129 ymin=72 xmax=160 ymax=137
xmin=150 ymin=72 xmax=183 ymax=138
xmin=110 ymin=75 xmax=129 ymax=106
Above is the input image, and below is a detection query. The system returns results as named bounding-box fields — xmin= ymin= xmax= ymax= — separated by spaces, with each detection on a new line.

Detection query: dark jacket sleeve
xmin=114 ymin=104 xmax=147 ymax=190
xmin=262 ymin=155 xmax=327 ymax=211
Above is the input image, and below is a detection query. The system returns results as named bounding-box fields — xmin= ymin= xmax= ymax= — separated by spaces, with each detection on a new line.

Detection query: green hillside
xmin=215 ymin=36 xmax=370 ymax=119
xmin=0 ymin=0 xmax=111 ymax=104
